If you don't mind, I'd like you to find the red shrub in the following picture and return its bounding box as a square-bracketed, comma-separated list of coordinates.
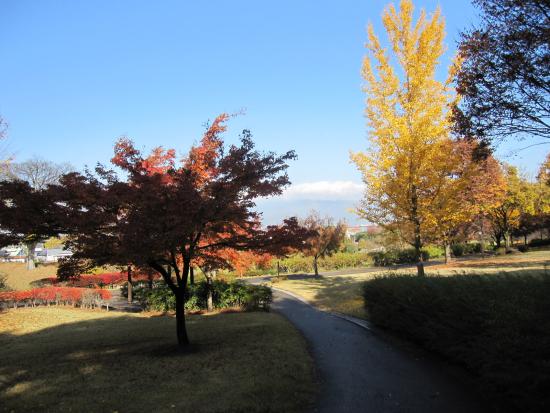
[0, 286, 111, 309]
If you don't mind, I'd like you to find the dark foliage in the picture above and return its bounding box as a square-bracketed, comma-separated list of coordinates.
[456, 0, 550, 143]
[0, 180, 65, 247]
[369, 248, 430, 266]
[529, 238, 550, 247]
[363, 273, 550, 412]
[122, 280, 272, 312]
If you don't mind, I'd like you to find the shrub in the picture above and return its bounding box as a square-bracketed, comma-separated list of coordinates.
[369, 248, 430, 266]
[319, 252, 372, 271]
[529, 238, 550, 248]
[517, 244, 530, 253]
[449, 242, 483, 257]
[344, 244, 358, 253]
[422, 245, 444, 259]
[495, 247, 507, 255]
[363, 273, 550, 412]
[277, 252, 373, 274]
[130, 280, 272, 312]
[278, 255, 312, 273]
[0, 287, 111, 309]
[451, 243, 465, 257]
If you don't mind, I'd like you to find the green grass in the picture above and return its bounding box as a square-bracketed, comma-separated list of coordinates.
[272, 249, 550, 320]
[0, 308, 317, 413]
[363, 272, 550, 412]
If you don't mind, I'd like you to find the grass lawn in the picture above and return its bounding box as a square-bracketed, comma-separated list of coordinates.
[272, 249, 550, 319]
[0, 308, 317, 413]
[0, 262, 59, 291]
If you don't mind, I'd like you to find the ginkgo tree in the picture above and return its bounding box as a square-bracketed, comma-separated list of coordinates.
[351, 0, 468, 276]
[487, 165, 536, 249]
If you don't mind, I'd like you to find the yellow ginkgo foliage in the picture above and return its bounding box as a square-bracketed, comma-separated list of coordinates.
[351, 0, 464, 276]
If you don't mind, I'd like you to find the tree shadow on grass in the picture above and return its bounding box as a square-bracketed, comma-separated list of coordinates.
[0, 310, 316, 413]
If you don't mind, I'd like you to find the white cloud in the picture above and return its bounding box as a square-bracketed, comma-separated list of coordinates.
[281, 180, 363, 201]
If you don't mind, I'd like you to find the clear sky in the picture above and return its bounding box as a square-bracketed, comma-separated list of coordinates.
[1, 0, 547, 224]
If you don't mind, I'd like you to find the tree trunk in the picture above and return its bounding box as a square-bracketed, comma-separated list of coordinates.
[444, 244, 452, 264]
[313, 256, 319, 276]
[494, 232, 502, 248]
[190, 267, 195, 285]
[479, 218, 485, 253]
[524, 234, 528, 245]
[127, 265, 133, 304]
[175, 289, 189, 346]
[504, 231, 511, 250]
[411, 184, 424, 277]
[26, 241, 37, 270]
[206, 273, 213, 312]
[277, 261, 280, 277]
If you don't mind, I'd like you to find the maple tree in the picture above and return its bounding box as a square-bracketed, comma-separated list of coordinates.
[431, 139, 506, 261]
[301, 211, 345, 276]
[351, 0, 464, 276]
[54, 115, 309, 346]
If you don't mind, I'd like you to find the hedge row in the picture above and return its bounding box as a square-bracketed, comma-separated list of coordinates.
[363, 273, 550, 412]
[124, 280, 272, 312]
[278, 252, 373, 273]
[0, 287, 112, 309]
[529, 238, 550, 247]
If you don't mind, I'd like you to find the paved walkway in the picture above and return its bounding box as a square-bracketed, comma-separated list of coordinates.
[271, 288, 485, 412]
[105, 289, 142, 312]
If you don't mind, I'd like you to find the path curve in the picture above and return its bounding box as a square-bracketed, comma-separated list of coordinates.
[270, 288, 485, 413]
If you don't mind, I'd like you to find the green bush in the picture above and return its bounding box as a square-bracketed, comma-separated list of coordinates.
[529, 238, 550, 247]
[279, 255, 312, 273]
[422, 245, 444, 259]
[125, 280, 272, 312]
[319, 252, 372, 271]
[369, 248, 430, 266]
[363, 273, 550, 412]
[450, 242, 483, 257]
[344, 244, 358, 254]
[278, 252, 373, 274]
[451, 243, 465, 257]
[517, 244, 530, 253]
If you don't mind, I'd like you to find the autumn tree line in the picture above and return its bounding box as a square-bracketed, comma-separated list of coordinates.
[0, 0, 548, 344]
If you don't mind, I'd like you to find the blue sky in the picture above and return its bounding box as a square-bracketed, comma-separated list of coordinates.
[1, 0, 547, 224]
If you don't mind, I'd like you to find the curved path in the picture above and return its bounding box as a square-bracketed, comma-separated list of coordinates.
[270, 288, 485, 413]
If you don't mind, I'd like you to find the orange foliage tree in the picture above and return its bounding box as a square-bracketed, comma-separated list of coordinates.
[54, 114, 309, 346]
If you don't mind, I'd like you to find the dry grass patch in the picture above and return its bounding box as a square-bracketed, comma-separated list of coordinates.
[0, 307, 316, 413]
[0, 263, 58, 291]
[274, 275, 369, 319]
